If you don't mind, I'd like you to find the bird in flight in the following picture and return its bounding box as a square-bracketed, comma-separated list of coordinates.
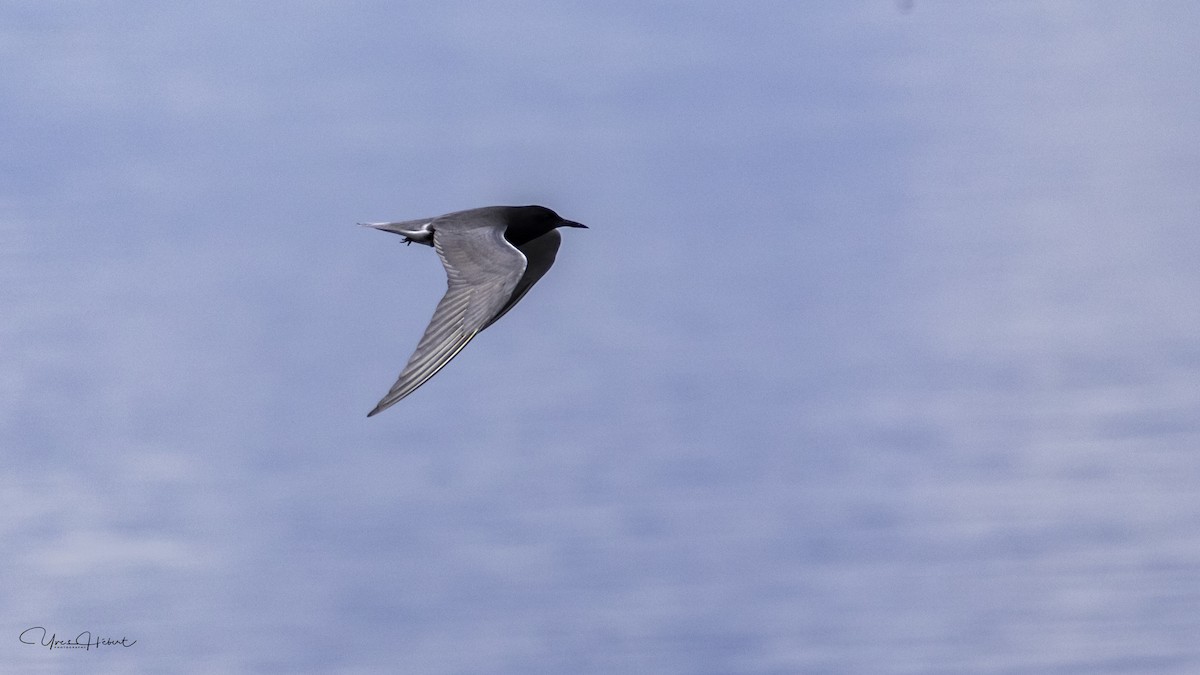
[362, 205, 587, 416]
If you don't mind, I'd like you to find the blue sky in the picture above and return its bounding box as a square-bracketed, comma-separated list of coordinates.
[4, 2, 1200, 673]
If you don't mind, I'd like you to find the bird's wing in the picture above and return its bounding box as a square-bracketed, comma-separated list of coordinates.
[368, 225, 527, 415]
[482, 229, 562, 330]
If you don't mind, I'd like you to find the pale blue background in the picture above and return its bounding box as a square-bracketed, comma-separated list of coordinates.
[4, 2, 1199, 673]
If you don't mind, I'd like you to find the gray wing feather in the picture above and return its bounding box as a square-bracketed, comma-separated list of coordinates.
[367, 225, 527, 415]
[482, 229, 562, 330]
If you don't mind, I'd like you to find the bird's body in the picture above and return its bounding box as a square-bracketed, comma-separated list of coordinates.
[362, 205, 587, 416]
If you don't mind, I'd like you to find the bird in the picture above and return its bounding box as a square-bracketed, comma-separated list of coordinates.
[361, 205, 588, 416]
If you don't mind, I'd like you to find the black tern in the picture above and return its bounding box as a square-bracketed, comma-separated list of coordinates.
[362, 205, 587, 416]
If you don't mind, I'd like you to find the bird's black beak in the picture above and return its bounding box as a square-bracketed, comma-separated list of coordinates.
[562, 220, 588, 229]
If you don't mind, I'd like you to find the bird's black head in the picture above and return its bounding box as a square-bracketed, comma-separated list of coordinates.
[504, 205, 588, 247]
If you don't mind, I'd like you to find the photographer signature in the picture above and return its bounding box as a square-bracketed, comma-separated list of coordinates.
[19, 626, 136, 651]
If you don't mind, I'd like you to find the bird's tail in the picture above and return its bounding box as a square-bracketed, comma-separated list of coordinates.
[360, 218, 436, 245]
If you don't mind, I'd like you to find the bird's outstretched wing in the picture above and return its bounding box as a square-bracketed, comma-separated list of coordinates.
[482, 229, 562, 330]
[368, 224, 527, 415]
